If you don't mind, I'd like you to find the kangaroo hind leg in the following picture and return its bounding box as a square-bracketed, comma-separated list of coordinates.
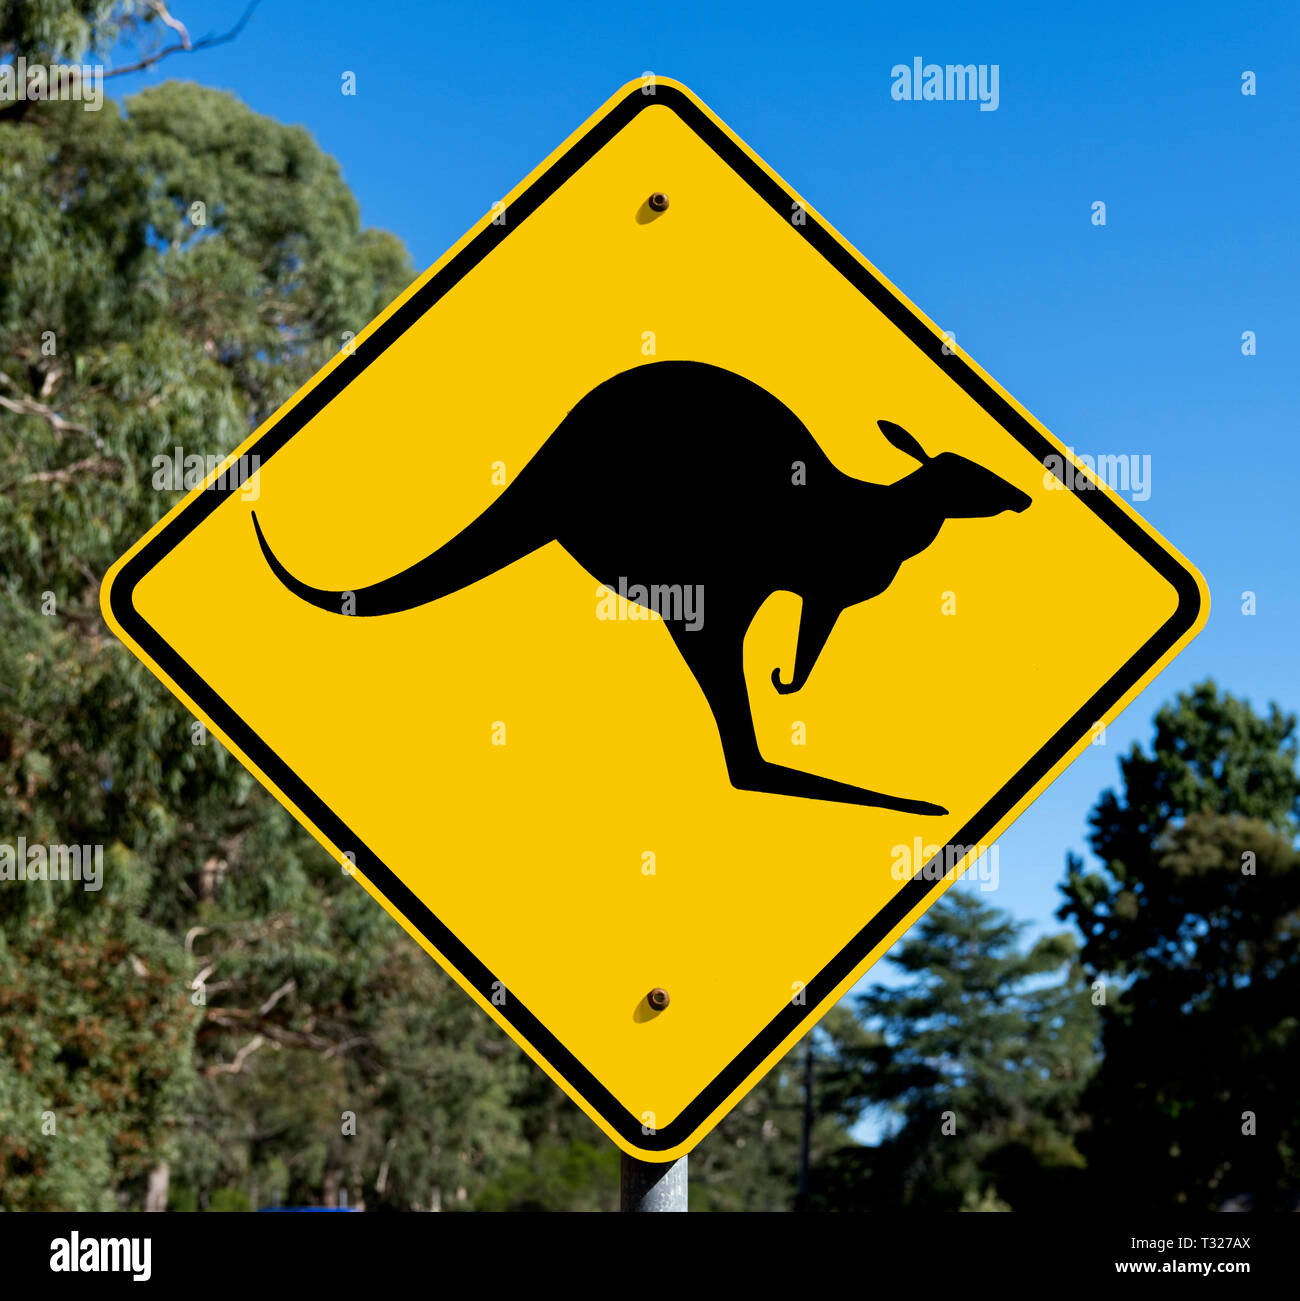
[666, 618, 947, 816]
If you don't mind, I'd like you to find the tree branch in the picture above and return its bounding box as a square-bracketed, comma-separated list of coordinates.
[147, 1, 192, 50]
[258, 979, 296, 1016]
[101, 1, 261, 80]
[18, 456, 121, 486]
[207, 1033, 266, 1076]
[0, 386, 91, 438]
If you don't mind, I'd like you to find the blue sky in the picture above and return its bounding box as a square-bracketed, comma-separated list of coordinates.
[106, 0, 1298, 954]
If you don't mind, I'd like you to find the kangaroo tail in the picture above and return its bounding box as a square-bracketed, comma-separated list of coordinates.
[252, 487, 553, 617]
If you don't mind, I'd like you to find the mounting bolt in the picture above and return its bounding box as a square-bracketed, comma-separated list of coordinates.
[648, 191, 670, 213]
[647, 987, 670, 1011]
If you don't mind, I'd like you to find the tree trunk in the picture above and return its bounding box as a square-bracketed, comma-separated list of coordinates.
[144, 1160, 169, 1212]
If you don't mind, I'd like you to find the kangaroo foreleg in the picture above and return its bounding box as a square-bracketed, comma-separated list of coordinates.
[771, 600, 841, 695]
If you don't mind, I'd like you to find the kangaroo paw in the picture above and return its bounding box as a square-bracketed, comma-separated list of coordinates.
[771, 667, 801, 696]
[727, 760, 947, 815]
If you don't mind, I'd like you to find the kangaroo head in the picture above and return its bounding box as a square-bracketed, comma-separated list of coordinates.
[921, 452, 1032, 518]
[878, 420, 1032, 519]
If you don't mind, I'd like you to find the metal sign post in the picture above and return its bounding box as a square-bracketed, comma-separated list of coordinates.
[621, 1154, 688, 1212]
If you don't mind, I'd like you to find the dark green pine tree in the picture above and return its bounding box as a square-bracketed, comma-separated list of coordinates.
[1059, 681, 1300, 1210]
[830, 889, 1098, 1211]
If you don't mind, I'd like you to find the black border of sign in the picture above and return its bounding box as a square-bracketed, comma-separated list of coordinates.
[108, 83, 1204, 1153]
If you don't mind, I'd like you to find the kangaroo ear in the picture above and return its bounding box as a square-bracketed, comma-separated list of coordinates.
[877, 420, 930, 463]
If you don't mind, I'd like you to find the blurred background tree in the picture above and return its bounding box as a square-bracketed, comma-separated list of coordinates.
[812, 891, 1098, 1212]
[1059, 682, 1300, 1210]
[0, 7, 531, 1210]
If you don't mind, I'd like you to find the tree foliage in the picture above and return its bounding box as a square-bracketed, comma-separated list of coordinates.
[826, 889, 1098, 1211]
[0, 59, 531, 1209]
[1059, 682, 1300, 1210]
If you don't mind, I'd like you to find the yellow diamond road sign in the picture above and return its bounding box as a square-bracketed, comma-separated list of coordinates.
[102, 77, 1208, 1160]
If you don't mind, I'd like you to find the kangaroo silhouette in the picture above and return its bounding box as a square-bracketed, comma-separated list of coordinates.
[252, 361, 1031, 815]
